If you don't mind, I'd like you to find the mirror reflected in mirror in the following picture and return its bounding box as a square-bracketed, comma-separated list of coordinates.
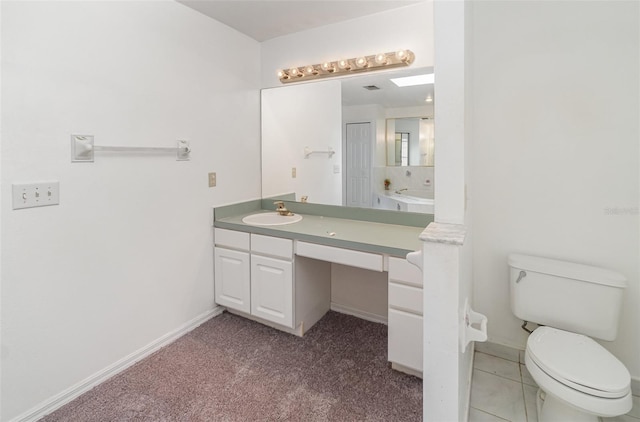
[261, 67, 435, 213]
[386, 117, 434, 167]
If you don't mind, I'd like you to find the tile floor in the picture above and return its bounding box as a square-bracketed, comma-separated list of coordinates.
[469, 342, 640, 422]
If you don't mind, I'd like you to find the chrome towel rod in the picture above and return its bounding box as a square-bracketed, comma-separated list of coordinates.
[304, 146, 335, 159]
[71, 135, 190, 162]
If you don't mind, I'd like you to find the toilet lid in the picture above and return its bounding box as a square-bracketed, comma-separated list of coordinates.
[527, 327, 630, 398]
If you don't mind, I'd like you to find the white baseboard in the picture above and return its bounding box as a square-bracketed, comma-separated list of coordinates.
[461, 343, 475, 422]
[330, 303, 387, 325]
[11, 306, 224, 422]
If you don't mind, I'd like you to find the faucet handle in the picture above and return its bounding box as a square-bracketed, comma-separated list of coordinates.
[273, 200, 285, 210]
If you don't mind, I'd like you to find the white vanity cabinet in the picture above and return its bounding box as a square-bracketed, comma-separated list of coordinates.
[214, 230, 251, 313]
[250, 234, 294, 328]
[388, 256, 423, 377]
[214, 229, 296, 330]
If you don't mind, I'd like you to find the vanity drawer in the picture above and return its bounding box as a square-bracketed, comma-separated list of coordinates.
[295, 241, 383, 272]
[251, 234, 293, 260]
[389, 256, 422, 287]
[215, 228, 250, 250]
[389, 282, 423, 315]
[388, 308, 423, 372]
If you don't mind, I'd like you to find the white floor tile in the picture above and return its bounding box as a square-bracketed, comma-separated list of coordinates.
[469, 407, 511, 422]
[523, 384, 538, 422]
[628, 395, 640, 419]
[471, 369, 527, 422]
[475, 352, 521, 382]
[520, 364, 537, 387]
[475, 343, 520, 363]
[603, 415, 640, 422]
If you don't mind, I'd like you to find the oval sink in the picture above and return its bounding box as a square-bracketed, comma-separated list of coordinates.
[242, 212, 303, 226]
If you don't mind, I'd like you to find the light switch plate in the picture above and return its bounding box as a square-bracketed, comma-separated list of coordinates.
[292, 167, 297, 178]
[208, 172, 216, 187]
[12, 182, 60, 210]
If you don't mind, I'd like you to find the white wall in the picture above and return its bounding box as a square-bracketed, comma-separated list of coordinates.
[470, 0, 639, 380]
[1, 2, 261, 420]
[260, 1, 434, 89]
[331, 264, 388, 323]
[426, 1, 474, 420]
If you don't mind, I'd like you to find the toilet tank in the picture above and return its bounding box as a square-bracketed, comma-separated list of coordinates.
[508, 254, 626, 341]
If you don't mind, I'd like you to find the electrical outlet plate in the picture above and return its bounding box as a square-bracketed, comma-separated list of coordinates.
[291, 167, 297, 178]
[208, 172, 216, 187]
[12, 182, 60, 210]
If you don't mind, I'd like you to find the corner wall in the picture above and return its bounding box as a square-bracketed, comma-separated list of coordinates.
[470, 0, 639, 379]
[1, 2, 261, 420]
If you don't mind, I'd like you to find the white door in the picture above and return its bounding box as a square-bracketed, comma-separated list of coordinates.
[251, 255, 293, 328]
[346, 122, 372, 208]
[214, 248, 251, 313]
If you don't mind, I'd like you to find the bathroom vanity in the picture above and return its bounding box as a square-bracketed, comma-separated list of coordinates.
[213, 199, 433, 376]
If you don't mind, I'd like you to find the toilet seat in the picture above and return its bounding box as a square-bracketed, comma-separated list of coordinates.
[527, 327, 630, 399]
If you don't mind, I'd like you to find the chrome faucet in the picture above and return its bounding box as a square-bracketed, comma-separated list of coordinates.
[395, 188, 408, 194]
[274, 201, 294, 216]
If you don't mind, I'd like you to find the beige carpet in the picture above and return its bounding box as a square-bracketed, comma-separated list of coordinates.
[41, 311, 422, 421]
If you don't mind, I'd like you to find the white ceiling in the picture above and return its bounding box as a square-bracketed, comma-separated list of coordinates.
[341, 66, 434, 109]
[177, 0, 421, 42]
[178, 0, 432, 108]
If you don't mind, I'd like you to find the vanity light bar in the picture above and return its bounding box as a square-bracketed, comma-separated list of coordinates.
[277, 49, 415, 84]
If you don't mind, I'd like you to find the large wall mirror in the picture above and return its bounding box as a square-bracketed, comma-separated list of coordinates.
[261, 67, 435, 213]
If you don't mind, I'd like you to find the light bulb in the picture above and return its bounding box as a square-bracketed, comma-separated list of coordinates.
[395, 50, 407, 61]
[289, 67, 300, 77]
[355, 57, 368, 68]
[321, 62, 335, 72]
[374, 53, 387, 65]
[338, 59, 350, 70]
[277, 69, 286, 79]
[305, 65, 316, 75]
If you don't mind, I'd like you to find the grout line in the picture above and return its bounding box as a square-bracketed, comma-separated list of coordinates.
[520, 365, 530, 422]
[474, 366, 522, 383]
[470, 406, 512, 421]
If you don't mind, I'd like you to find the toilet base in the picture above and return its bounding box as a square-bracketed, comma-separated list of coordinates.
[537, 389, 602, 422]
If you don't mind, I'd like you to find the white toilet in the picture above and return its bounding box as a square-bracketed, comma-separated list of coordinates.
[508, 254, 632, 422]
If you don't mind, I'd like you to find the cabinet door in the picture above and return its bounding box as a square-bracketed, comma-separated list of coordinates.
[251, 255, 293, 328]
[214, 248, 250, 313]
[388, 308, 423, 371]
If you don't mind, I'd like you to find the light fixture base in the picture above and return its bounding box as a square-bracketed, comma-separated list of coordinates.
[278, 50, 415, 84]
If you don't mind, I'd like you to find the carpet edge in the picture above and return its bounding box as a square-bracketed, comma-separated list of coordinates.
[10, 306, 224, 422]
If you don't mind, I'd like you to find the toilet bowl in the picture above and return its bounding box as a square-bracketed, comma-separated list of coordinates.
[525, 327, 632, 421]
[508, 254, 631, 422]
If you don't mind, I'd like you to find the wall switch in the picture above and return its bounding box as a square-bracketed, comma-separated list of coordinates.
[208, 172, 216, 187]
[12, 182, 60, 210]
[333, 164, 341, 174]
[292, 167, 297, 178]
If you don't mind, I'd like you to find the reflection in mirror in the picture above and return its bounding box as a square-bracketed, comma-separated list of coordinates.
[386, 117, 434, 167]
[261, 67, 435, 213]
